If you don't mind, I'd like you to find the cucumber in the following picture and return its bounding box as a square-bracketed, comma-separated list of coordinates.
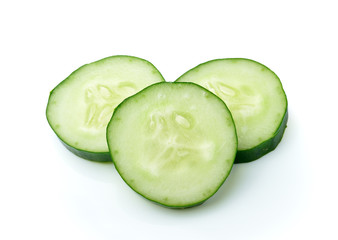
[107, 82, 237, 208]
[176, 58, 288, 163]
[46, 55, 165, 161]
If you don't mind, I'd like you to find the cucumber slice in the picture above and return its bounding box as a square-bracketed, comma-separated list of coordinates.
[176, 58, 288, 163]
[46, 55, 165, 161]
[107, 82, 237, 208]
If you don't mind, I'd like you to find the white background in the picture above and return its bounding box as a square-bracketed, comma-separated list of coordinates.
[1, 0, 337, 239]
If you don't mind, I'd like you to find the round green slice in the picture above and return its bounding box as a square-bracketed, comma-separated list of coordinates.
[107, 82, 237, 208]
[46, 55, 165, 161]
[176, 58, 288, 163]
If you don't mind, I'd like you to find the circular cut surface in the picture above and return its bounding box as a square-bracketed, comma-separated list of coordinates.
[107, 82, 237, 207]
[46, 56, 164, 155]
[176, 59, 287, 151]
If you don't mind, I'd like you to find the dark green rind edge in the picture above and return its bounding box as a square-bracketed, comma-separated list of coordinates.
[107, 82, 238, 208]
[235, 108, 288, 163]
[175, 58, 288, 164]
[46, 55, 165, 162]
[60, 139, 112, 162]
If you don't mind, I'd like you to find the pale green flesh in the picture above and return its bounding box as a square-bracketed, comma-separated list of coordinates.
[176, 59, 287, 151]
[107, 82, 237, 207]
[47, 56, 164, 153]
